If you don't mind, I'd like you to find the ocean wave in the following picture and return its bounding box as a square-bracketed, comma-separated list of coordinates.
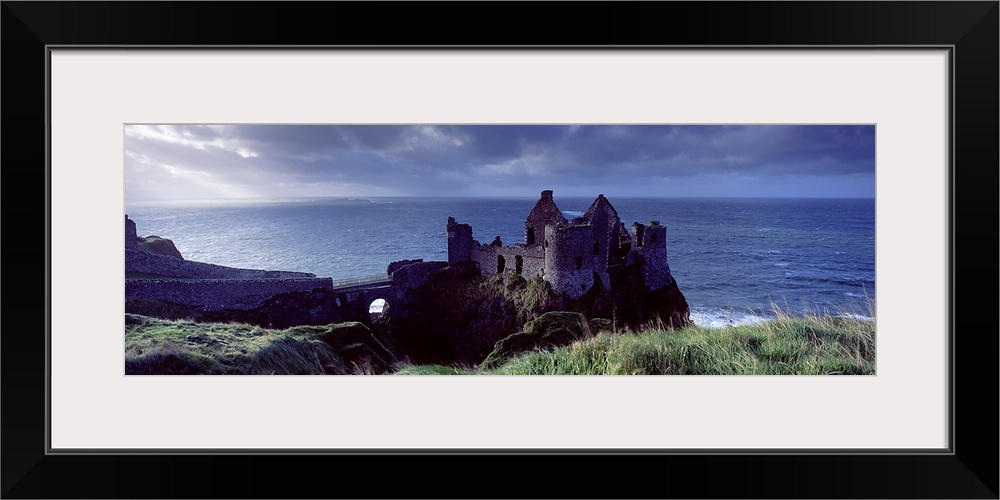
[690, 309, 768, 329]
[838, 312, 874, 322]
[562, 210, 585, 217]
[691, 308, 874, 329]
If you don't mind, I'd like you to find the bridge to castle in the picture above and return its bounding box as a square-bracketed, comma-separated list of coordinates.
[330, 273, 392, 293]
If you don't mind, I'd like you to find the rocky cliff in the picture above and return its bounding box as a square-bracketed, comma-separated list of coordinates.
[382, 260, 690, 365]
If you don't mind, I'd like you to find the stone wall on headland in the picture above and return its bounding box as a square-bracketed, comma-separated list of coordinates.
[125, 277, 334, 311]
[126, 214, 323, 311]
[125, 249, 315, 279]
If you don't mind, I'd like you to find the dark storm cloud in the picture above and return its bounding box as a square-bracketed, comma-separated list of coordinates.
[440, 125, 569, 161]
[125, 124, 875, 200]
[236, 125, 355, 155]
[556, 125, 875, 178]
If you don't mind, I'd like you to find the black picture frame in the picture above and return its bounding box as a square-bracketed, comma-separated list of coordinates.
[3, 2, 997, 498]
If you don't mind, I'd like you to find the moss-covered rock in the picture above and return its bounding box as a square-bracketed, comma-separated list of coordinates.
[292, 322, 396, 373]
[481, 311, 602, 368]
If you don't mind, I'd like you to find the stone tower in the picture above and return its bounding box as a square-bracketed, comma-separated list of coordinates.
[631, 220, 672, 290]
[544, 224, 598, 299]
[446, 217, 473, 266]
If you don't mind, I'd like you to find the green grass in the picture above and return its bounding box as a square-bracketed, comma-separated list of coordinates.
[394, 364, 470, 375]
[125, 314, 390, 375]
[397, 311, 875, 375]
[127, 308, 875, 376]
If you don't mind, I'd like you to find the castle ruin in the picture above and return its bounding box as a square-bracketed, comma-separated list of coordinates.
[447, 190, 673, 299]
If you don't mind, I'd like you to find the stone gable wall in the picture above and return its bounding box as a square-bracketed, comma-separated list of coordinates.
[524, 190, 567, 247]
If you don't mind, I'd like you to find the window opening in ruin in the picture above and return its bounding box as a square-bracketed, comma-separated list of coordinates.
[369, 298, 388, 320]
[593, 240, 599, 255]
[526, 228, 536, 245]
[574, 256, 583, 270]
[497, 255, 506, 274]
[650, 234, 657, 243]
[544, 239, 548, 248]
[515, 255, 523, 275]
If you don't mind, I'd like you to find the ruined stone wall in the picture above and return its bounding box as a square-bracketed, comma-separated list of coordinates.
[126, 250, 315, 279]
[125, 277, 334, 311]
[544, 224, 602, 298]
[501, 246, 545, 281]
[469, 244, 498, 279]
[470, 244, 544, 282]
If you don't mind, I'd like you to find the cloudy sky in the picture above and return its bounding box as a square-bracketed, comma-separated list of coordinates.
[124, 125, 875, 201]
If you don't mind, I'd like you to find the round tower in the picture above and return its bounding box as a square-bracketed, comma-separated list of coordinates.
[544, 224, 597, 299]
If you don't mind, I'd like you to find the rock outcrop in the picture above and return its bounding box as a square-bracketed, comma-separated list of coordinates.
[137, 235, 183, 259]
[481, 311, 601, 368]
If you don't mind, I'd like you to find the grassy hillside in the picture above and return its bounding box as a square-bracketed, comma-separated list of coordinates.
[125, 314, 393, 375]
[397, 312, 875, 375]
[125, 311, 874, 375]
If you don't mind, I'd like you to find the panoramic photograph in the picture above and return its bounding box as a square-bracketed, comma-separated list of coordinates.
[124, 124, 875, 375]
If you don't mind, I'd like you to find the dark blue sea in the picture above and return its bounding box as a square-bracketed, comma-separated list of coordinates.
[124, 197, 875, 327]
